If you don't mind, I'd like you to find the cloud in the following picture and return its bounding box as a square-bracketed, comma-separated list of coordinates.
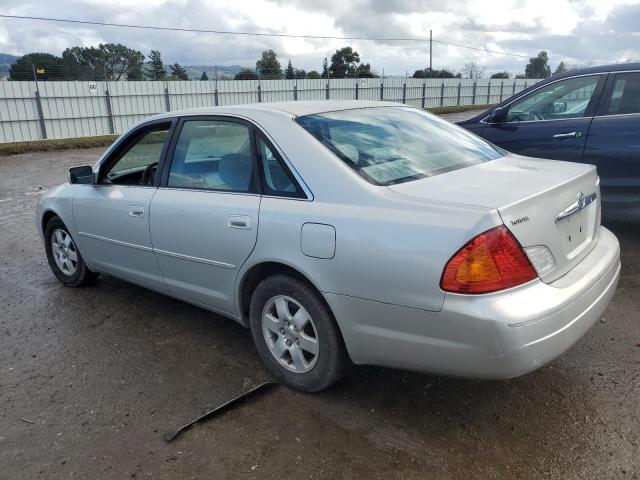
[0, 0, 639, 76]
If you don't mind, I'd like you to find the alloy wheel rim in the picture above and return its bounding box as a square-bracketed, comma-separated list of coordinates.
[261, 295, 319, 373]
[51, 229, 78, 276]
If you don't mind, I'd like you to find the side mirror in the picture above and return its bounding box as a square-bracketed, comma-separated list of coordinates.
[69, 165, 94, 184]
[489, 107, 508, 124]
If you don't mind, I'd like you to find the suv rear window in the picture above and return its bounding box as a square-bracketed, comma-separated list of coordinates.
[296, 106, 504, 185]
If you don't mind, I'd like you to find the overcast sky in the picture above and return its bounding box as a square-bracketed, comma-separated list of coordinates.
[0, 0, 639, 75]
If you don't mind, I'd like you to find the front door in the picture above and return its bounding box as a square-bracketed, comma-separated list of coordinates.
[73, 122, 172, 290]
[482, 74, 606, 163]
[150, 118, 260, 315]
[584, 71, 640, 202]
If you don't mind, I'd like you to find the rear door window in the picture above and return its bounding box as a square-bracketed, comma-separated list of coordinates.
[605, 72, 640, 115]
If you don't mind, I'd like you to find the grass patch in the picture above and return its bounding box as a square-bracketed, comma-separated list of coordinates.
[0, 135, 118, 157]
[427, 104, 494, 115]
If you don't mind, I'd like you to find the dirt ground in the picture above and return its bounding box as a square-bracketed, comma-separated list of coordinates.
[1, 112, 639, 479]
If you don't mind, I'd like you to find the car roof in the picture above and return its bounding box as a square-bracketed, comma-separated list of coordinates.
[147, 100, 407, 121]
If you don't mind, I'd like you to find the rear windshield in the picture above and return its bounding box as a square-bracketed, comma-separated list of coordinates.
[295, 106, 504, 185]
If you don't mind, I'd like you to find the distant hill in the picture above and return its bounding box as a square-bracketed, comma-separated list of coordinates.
[0, 53, 19, 76]
[184, 65, 245, 80]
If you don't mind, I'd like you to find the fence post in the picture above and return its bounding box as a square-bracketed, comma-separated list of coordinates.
[440, 82, 445, 107]
[524, 81, 528, 90]
[294, 84, 298, 101]
[499, 81, 504, 102]
[513, 82, 517, 95]
[472, 82, 477, 105]
[325, 80, 330, 100]
[257, 84, 262, 103]
[34, 90, 47, 140]
[402, 82, 406, 104]
[380, 80, 384, 100]
[164, 84, 171, 111]
[421, 82, 426, 109]
[486, 80, 491, 104]
[104, 88, 115, 134]
[457, 82, 462, 106]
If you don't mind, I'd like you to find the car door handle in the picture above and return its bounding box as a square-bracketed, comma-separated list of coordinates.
[553, 131, 582, 139]
[227, 215, 251, 229]
[129, 205, 145, 218]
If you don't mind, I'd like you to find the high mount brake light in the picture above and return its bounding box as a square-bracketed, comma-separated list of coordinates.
[440, 225, 537, 294]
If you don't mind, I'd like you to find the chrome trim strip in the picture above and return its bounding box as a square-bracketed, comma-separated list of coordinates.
[555, 192, 597, 223]
[594, 112, 640, 119]
[153, 248, 236, 270]
[78, 231, 153, 251]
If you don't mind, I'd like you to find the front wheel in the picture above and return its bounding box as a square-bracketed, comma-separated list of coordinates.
[249, 274, 349, 392]
[44, 217, 97, 286]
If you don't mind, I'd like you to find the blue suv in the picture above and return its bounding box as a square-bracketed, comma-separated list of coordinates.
[458, 63, 640, 209]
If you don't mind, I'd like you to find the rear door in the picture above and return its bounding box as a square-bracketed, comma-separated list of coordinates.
[150, 117, 260, 315]
[584, 71, 640, 201]
[481, 74, 606, 162]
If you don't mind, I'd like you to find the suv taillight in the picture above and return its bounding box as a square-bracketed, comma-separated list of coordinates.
[440, 225, 537, 294]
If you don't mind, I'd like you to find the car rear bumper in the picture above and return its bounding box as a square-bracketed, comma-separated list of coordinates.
[325, 227, 620, 379]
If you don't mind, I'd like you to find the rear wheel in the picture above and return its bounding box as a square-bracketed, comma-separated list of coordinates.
[44, 217, 97, 286]
[249, 274, 349, 392]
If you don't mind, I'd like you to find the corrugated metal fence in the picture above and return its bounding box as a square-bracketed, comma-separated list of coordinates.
[0, 77, 533, 143]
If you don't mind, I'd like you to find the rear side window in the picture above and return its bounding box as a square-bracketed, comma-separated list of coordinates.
[605, 72, 640, 115]
[168, 120, 255, 193]
[296, 107, 503, 185]
[256, 136, 304, 198]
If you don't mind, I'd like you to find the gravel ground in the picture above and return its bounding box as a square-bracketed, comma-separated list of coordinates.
[1, 111, 639, 479]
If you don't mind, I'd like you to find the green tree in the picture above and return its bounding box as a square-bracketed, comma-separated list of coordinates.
[127, 61, 145, 80]
[9, 53, 67, 80]
[330, 46, 360, 78]
[525, 51, 551, 79]
[62, 43, 144, 80]
[355, 63, 377, 78]
[412, 67, 457, 78]
[234, 68, 259, 80]
[146, 50, 166, 80]
[285, 60, 295, 79]
[169, 63, 189, 80]
[256, 50, 282, 79]
[295, 69, 307, 79]
[307, 70, 321, 79]
[200, 71, 209, 80]
[321, 58, 328, 78]
[490, 71, 511, 79]
[554, 61, 568, 75]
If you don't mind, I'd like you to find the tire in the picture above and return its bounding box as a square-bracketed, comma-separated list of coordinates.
[44, 216, 97, 287]
[249, 274, 349, 392]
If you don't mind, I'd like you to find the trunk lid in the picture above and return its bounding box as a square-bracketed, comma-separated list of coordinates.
[388, 155, 601, 283]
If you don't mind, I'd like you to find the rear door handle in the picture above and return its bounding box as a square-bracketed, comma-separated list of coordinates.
[227, 214, 251, 229]
[553, 131, 582, 139]
[129, 205, 145, 217]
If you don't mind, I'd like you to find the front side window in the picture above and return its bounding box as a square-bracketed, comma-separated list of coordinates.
[296, 107, 503, 185]
[605, 72, 640, 115]
[505, 75, 601, 122]
[103, 126, 170, 185]
[168, 120, 255, 192]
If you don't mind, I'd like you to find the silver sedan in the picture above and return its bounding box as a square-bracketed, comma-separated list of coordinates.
[36, 101, 621, 392]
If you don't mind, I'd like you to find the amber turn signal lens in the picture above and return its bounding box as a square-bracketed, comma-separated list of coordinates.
[440, 225, 538, 294]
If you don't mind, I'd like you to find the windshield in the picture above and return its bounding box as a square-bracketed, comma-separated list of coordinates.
[296, 106, 504, 185]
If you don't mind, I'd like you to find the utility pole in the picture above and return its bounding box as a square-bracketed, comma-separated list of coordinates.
[429, 29, 433, 71]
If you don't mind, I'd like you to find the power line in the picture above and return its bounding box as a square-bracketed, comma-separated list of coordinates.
[0, 13, 542, 60]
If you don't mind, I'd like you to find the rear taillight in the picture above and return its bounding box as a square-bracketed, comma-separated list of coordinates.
[440, 225, 537, 294]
